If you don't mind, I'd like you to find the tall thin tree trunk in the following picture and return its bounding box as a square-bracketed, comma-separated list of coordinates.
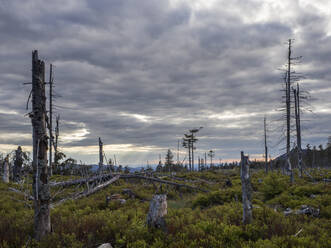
[264, 116, 268, 173]
[31, 50, 50, 240]
[49, 64, 53, 176]
[241, 151, 252, 224]
[293, 84, 303, 177]
[286, 39, 293, 183]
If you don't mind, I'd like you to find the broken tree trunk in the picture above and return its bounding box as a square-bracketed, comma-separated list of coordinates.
[49, 173, 114, 187]
[120, 174, 209, 192]
[240, 151, 252, 224]
[3, 155, 9, 183]
[147, 194, 167, 230]
[30, 50, 50, 240]
[13, 146, 23, 182]
[51, 175, 120, 208]
[99, 137, 103, 169]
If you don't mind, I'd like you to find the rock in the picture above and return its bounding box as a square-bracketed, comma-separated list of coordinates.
[147, 194, 167, 230]
[97, 243, 113, 248]
[122, 188, 136, 198]
[105, 196, 111, 206]
[284, 208, 293, 216]
[118, 199, 126, 204]
[310, 194, 316, 199]
[295, 206, 320, 217]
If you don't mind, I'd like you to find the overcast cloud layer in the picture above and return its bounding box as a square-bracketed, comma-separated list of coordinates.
[0, 0, 331, 166]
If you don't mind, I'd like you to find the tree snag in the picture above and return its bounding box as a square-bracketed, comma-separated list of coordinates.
[241, 151, 252, 224]
[30, 50, 50, 240]
[147, 194, 167, 230]
[13, 146, 23, 182]
[2, 155, 9, 183]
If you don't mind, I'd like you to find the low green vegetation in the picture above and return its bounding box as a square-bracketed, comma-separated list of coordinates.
[0, 169, 330, 247]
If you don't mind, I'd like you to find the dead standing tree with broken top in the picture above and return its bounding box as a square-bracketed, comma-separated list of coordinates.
[241, 151, 252, 224]
[30, 50, 51, 240]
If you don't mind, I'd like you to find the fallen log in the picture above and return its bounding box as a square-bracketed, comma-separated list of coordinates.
[8, 187, 34, 201]
[49, 174, 209, 192]
[50, 175, 120, 208]
[49, 173, 114, 187]
[120, 174, 209, 192]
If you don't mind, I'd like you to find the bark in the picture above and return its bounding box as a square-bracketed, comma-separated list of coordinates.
[99, 137, 103, 168]
[147, 194, 167, 230]
[50, 174, 209, 192]
[51, 175, 119, 208]
[3, 155, 9, 183]
[31, 50, 50, 240]
[120, 174, 209, 192]
[241, 151, 252, 224]
[49, 173, 114, 187]
[13, 146, 23, 181]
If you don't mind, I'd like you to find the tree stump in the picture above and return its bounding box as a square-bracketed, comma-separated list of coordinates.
[147, 194, 167, 230]
[2, 155, 9, 183]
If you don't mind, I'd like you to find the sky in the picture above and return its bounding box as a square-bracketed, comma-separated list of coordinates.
[0, 0, 331, 167]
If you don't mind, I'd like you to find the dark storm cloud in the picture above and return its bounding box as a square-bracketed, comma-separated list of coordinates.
[0, 0, 330, 164]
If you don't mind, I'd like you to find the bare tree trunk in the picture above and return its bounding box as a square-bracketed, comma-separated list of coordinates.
[49, 64, 53, 177]
[264, 116, 268, 174]
[241, 151, 252, 224]
[293, 85, 303, 177]
[99, 137, 104, 170]
[147, 194, 167, 230]
[3, 155, 9, 183]
[30, 50, 50, 240]
[13, 146, 23, 181]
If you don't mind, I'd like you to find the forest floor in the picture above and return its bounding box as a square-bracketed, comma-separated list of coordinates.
[0, 168, 330, 248]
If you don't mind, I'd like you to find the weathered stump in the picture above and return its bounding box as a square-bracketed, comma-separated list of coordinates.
[3, 155, 9, 183]
[147, 194, 167, 230]
[241, 151, 252, 224]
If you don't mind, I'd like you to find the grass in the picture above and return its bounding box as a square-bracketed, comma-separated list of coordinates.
[0, 168, 330, 247]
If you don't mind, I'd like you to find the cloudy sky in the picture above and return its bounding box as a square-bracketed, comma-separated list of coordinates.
[0, 0, 331, 166]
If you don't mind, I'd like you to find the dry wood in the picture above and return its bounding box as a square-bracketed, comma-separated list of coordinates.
[120, 174, 209, 192]
[8, 187, 34, 201]
[147, 194, 167, 230]
[49, 173, 114, 187]
[50, 173, 209, 192]
[241, 151, 252, 224]
[50, 175, 120, 208]
[30, 50, 50, 239]
[2, 155, 9, 183]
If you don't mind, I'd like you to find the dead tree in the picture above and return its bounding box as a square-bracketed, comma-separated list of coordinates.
[30, 50, 50, 240]
[13, 146, 23, 181]
[53, 114, 60, 166]
[208, 150, 215, 167]
[183, 127, 202, 171]
[147, 194, 167, 230]
[264, 116, 268, 173]
[48, 64, 53, 176]
[279, 39, 302, 183]
[241, 151, 252, 224]
[99, 137, 103, 169]
[293, 84, 303, 177]
[2, 155, 9, 183]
